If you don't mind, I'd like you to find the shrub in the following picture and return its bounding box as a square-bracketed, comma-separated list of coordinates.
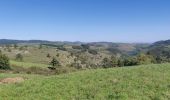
[15, 53, 23, 61]
[136, 53, 153, 65]
[14, 44, 18, 49]
[124, 57, 138, 66]
[39, 44, 43, 49]
[19, 46, 24, 50]
[0, 53, 10, 70]
[101, 57, 113, 68]
[56, 53, 60, 57]
[110, 55, 118, 67]
[70, 62, 83, 69]
[8, 48, 12, 52]
[81, 44, 90, 51]
[88, 49, 98, 55]
[57, 46, 67, 51]
[118, 59, 124, 67]
[49, 57, 61, 70]
[72, 45, 82, 50]
[47, 53, 51, 58]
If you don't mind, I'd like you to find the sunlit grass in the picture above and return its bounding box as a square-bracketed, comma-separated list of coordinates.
[0, 63, 170, 99]
[10, 60, 48, 68]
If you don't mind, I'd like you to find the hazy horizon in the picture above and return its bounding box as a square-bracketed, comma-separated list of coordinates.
[0, 0, 170, 42]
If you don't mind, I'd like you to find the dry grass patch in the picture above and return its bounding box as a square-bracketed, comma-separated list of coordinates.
[0, 77, 24, 84]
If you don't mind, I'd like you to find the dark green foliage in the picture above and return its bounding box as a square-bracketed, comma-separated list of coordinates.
[101, 57, 113, 68]
[110, 55, 118, 67]
[88, 49, 98, 55]
[101, 55, 121, 68]
[56, 53, 60, 57]
[136, 53, 153, 65]
[14, 44, 18, 49]
[15, 53, 23, 61]
[57, 46, 67, 51]
[124, 57, 138, 66]
[155, 56, 168, 63]
[81, 44, 90, 51]
[70, 52, 74, 57]
[8, 48, 11, 52]
[39, 44, 43, 49]
[118, 59, 124, 67]
[47, 53, 51, 58]
[72, 45, 82, 50]
[49, 57, 61, 69]
[0, 53, 10, 70]
[19, 46, 24, 51]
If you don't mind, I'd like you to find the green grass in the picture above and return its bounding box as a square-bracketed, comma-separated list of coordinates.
[10, 60, 48, 68]
[1, 63, 170, 100]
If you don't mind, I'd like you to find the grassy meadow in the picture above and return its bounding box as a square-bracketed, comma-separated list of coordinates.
[10, 60, 48, 68]
[0, 63, 170, 100]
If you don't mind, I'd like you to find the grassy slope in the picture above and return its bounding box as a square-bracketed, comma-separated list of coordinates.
[0, 63, 170, 100]
[10, 60, 48, 68]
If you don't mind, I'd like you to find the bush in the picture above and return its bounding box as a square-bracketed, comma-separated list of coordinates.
[118, 59, 124, 67]
[47, 53, 51, 58]
[72, 45, 82, 50]
[49, 57, 61, 70]
[101, 57, 113, 68]
[15, 53, 23, 61]
[136, 53, 154, 65]
[57, 46, 67, 51]
[124, 57, 138, 66]
[110, 55, 118, 67]
[88, 49, 98, 55]
[81, 44, 90, 51]
[14, 44, 18, 49]
[0, 53, 10, 70]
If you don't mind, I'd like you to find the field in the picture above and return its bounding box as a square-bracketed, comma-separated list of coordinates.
[10, 60, 48, 68]
[0, 63, 170, 100]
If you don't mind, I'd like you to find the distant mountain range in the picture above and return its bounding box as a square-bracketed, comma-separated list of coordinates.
[0, 39, 83, 45]
[0, 39, 153, 45]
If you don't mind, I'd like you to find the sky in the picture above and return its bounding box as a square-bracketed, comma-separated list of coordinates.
[0, 0, 170, 43]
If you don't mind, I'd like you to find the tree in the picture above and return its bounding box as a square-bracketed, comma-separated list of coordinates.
[72, 45, 82, 50]
[136, 53, 153, 65]
[70, 58, 83, 69]
[14, 44, 18, 49]
[124, 57, 138, 66]
[49, 57, 61, 70]
[101, 57, 112, 68]
[118, 59, 124, 67]
[110, 55, 118, 67]
[0, 53, 10, 70]
[56, 53, 60, 57]
[81, 44, 90, 51]
[39, 44, 42, 49]
[88, 49, 98, 55]
[19, 46, 24, 51]
[15, 53, 23, 61]
[8, 48, 11, 52]
[47, 53, 51, 58]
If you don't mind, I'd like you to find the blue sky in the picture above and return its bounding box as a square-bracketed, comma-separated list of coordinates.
[0, 0, 170, 43]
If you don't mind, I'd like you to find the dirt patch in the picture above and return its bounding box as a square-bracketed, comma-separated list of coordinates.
[0, 77, 24, 84]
